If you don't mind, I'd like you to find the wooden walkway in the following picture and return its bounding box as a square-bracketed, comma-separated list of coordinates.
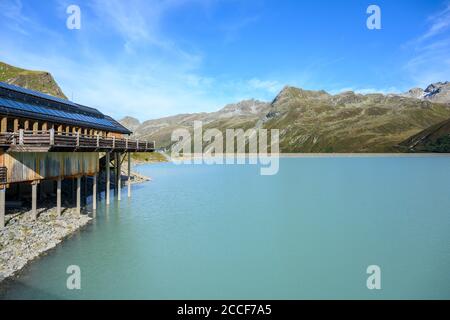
[0, 129, 154, 152]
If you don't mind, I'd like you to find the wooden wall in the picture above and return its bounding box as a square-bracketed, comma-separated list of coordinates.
[0, 152, 99, 184]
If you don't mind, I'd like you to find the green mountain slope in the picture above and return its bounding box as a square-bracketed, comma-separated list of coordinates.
[122, 84, 450, 153]
[264, 87, 450, 152]
[399, 118, 450, 153]
[122, 99, 271, 149]
[0, 61, 67, 99]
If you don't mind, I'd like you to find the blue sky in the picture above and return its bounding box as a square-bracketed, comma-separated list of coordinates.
[0, 0, 449, 120]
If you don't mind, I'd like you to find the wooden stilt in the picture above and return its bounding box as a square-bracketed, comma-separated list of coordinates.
[57, 177, 62, 216]
[76, 176, 81, 215]
[31, 182, 37, 220]
[83, 175, 87, 206]
[106, 152, 110, 205]
[0, 188, 5, 229]
[114, 153, 118, 196]
[128, 152, 131, 198]
[117, 153, 121, 201]
[92, 174, 97, 211]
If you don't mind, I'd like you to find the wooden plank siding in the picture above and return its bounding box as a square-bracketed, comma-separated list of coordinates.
[0, 152, 99, 184]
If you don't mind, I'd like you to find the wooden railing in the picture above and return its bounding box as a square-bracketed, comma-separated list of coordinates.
[1, 129, 155, 152]
[0, 166, 7, 185]
[0, 133, 14, 146]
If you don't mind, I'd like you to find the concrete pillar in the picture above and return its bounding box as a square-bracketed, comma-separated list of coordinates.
[92, 174, 97, 211]
[76, 176, 81, 215]
[31, 182, 37, 220]
[117, 153, 121, 201]
[106, 152, 110, 205]
[0, 188, 5, 229]
[56, 178, 62, 216]
[128, 152, 131, 198]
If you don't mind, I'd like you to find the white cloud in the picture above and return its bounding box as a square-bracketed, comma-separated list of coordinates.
[0, 0, 230, 120]
[404, 4, 450, 87]
[247, 78, 282, 94]
[0, 0, 29, 34]
[418, 4, 450, 42]
[329, 87, 400, 95]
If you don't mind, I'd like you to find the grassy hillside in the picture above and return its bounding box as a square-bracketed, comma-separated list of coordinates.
[264, 87, 450, 153]
[0, 61, 67, 99]
[131, 152, 168, 163]
[399, 117, 450, 153]
[122, 86, 450, 153]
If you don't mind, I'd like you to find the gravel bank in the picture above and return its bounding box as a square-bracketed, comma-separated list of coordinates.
[0, 207, 91, 282]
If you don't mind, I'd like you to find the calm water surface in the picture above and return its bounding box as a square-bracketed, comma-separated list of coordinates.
[1, 157, 450, 299]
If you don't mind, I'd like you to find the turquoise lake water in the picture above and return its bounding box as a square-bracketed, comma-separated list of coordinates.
[1, 157, 450, 299]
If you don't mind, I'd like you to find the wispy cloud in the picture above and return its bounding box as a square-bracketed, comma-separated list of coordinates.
[329, 86, 400, 95]
[404, 3, 450, 87]
[0, 0, 38, 36]
[0, 0, 226, 119]
[220, 15, 260, 44]
[417, 4, 450, 42]
[247, 78, 282, 94]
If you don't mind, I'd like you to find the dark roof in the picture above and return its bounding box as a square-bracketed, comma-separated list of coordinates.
[0, 81, 131, 134]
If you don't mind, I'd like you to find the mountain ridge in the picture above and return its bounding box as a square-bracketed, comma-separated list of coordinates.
[121, 82, 450, 153]
[1, 61, 449, 153]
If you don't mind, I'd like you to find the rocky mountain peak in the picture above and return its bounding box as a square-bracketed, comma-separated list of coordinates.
[119, 116, 141, 132]
[272, 86, 330, 106]
[403, 81, 450, 104]
[218, 99, 270, 117]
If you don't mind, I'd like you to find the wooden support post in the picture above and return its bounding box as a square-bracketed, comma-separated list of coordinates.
[128, 152, 131, 198]
[13, 118, 19, 132]
[31, 182, 37, 220]
[42, 122, 48, 132]
[117, 153, 121, 201]
[0, 188, 5, 229]
[114, 153, 118, 195]
[76, 176, 81, 215]
[24, 120, 30, 131]
[92, 174, 97, 211]
[50, 128, 55, 145]
[19, 129, 24, 145]
[57, 124, 63, 133]
[57, 177, 62, 216]
[1, 117, 7, 133]
[33, 122, 39, 133]
[106, 152, 110, 205]
[83, 175, 87, 206]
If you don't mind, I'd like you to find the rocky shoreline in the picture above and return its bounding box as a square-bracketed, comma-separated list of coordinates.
[0, 165, 153, 284]
[0, 206, 91, 283]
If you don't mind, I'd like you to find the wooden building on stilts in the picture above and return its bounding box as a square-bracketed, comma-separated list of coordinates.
[0, 81, 155, 228]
